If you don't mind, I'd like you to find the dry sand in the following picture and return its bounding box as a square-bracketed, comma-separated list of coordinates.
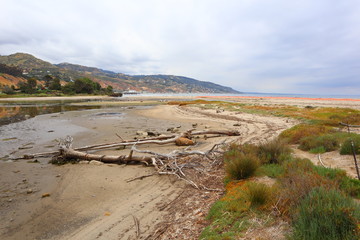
[0, 96, 359, 240]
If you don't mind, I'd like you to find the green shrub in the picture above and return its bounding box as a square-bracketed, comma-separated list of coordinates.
[312, 165, 360, 199]
[256, 163, 284, 178]
[225, 153, 260, 180]
[299, 134, 339, 152]
[258, 138, 292, 164]
[340, 134, 360, 155]
[279, 124, 333, 144]
[309, 146, 326, 153]
[291, 187, 360, 240]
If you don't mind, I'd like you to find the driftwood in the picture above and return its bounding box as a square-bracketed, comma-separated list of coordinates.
[17, 129, 239, 189]
[20, 129, 240, 159]
[60, 147, 153, 164]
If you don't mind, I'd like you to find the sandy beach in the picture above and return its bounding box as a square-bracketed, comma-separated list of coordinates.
[1, 96, 360, 239]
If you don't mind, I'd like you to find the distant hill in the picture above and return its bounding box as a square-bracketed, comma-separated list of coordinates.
[0, 53, 240, 93]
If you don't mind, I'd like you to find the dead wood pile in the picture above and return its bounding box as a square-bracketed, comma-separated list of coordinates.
[19, 129, 240, 189]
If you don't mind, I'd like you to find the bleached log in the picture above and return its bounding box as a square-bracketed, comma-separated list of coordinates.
[60, 148, 153, 164]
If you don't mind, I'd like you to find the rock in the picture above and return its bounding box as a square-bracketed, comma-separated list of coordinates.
[56, 174, 61, 177]
[8, 199, 13, 202]
[146, 130, 159, 137]
[204, 125, 210, 129]
[89, 160, 104, 166]
[41, 193, 50, 198]
[171, 128, 179, 133]
[166, 127, 174, 132]
[175, 137, 195, 146]
[26, 189, 33, 194]
[192, 123, 198, 128]
[136, 131, 148, 137]
[78, 160, 89, 164]
[233, 123, 241, 126]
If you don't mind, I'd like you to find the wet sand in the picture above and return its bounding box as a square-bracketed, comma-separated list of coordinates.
[1, 96, 359, 239]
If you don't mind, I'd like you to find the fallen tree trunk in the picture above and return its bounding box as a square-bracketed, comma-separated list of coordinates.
[60, 148, 154, 164]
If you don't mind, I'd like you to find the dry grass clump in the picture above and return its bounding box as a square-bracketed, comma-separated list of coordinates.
[246, 182, 274, 209]
[224, 151, 260, 180]
[258, 138, 292, 164]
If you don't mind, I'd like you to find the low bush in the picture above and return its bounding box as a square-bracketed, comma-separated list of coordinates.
[256, 163, 284, 178]
[340, 134, 360, 155]
[291, 187, 360, 240]
[313, 165, 360, 198]
[299, 134, 339, 152]
[309, 146, 326, 153]
[257, 138, 292, 164]
[277, 158, 337, 218]
[279, 124, 333, 144]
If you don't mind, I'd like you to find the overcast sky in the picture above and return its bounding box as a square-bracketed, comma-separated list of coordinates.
[1, 0, 360, 95]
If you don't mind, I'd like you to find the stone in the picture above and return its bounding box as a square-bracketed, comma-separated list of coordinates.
[78, 161, 89, 164]
[41, 193, 50, 198]
[136, 131, 148, 137]
[171, 128, 179, 133]
[166, 127, 174, 132]
[89, 160, 104, 166]
[146, 130, 159, 137]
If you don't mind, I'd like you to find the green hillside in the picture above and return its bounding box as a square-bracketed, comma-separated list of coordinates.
[0, 53, 240, 93]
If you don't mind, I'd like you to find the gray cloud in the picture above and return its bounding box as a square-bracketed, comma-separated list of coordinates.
[1, 0, 360, 95]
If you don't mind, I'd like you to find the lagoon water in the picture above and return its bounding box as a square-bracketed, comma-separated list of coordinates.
[1, 91, 360, 127]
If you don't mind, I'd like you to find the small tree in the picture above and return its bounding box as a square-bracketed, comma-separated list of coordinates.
[49, 77, 61, 90]
[2, 85, 15, 94]
[74, 77, 97, 94]
[62, 82, 75, 94]
[19, 78, 38, 94]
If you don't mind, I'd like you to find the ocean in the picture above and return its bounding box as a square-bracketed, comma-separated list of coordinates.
[132, 92, 360, 99]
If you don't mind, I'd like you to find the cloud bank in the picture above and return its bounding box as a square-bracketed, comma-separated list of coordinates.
[1, 0, 360, 94]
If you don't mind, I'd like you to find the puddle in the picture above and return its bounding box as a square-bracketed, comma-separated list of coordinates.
[93, 112, 123, 118]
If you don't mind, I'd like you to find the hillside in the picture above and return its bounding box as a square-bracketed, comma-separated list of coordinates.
[0, 53, 240, 93]
[0, 73, 26, 87]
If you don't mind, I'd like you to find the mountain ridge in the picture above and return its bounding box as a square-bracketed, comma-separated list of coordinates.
[0, 53, 240, 93]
